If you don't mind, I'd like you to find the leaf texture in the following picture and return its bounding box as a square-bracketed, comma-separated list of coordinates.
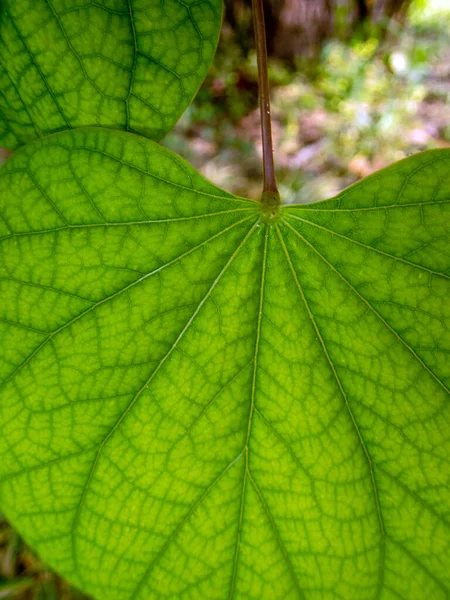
[0, 0, 221, 149]
[0, 129, 449, 600]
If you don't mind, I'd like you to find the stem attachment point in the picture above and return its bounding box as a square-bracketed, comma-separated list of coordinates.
[261, 190, 280, 224]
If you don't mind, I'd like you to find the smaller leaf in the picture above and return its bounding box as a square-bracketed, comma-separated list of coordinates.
[0, 0, 222, 149]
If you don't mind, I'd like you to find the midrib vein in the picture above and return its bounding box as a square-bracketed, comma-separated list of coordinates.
[228, 225, 268, 599]
[229, 225, 305, 600]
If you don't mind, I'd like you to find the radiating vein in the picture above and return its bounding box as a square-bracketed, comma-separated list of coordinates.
[254, 407, 312, 482]
[285, 199, 450, 211]
[69, 146, 258, 204]
[388, 537, 449, 594]
[130, 451, 245, 600]
[1, 444, 101, 483]
[282, 219, 450, 398]
[0, 316, 49, 334]
[286, 212, 450, 280]
[165, 359, 253, 463]
[0, 208, 256, 244]
[377, 466, 450, 530]
[0, 275, 95, 303]
[71, 220, 259, 580]
[277, 223, 386, 599]
[248, 471, 305, 600]
[0, 215, 255, 392]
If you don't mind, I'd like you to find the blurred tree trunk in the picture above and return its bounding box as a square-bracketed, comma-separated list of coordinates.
[357, 0, 369, 20]
[271, 0, 334, 60]
[371, 0, 410, 19]
[225, 0, 411, 60]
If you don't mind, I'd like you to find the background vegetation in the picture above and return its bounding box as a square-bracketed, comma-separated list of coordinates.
[163, 0, 450, 202]
[1, 0, 449, 597]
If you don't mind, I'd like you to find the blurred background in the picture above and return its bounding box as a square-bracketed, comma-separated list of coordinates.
[1, 0, 449, 597]
[163, 0, 450, 203]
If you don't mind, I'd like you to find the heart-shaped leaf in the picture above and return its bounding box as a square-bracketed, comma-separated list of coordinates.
[0, 0, 222, 150]
[0, 129, 449, 599]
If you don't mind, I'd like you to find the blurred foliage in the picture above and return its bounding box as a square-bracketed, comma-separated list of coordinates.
[1, 0, 450, 597]
[164, 0, 450, 202]
[0, 517, 89, 599]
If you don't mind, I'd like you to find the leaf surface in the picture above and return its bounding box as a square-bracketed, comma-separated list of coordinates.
[0, 129, 449, 600]
[0, 0, 221, 149]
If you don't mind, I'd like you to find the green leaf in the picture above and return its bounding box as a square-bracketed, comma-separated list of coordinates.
[0, 128, 449, 599]
[0, 0, 222, 150]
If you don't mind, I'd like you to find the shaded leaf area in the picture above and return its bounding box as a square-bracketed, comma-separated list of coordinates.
[0, 129, 449, 599]
[0, 0, 222, 150]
